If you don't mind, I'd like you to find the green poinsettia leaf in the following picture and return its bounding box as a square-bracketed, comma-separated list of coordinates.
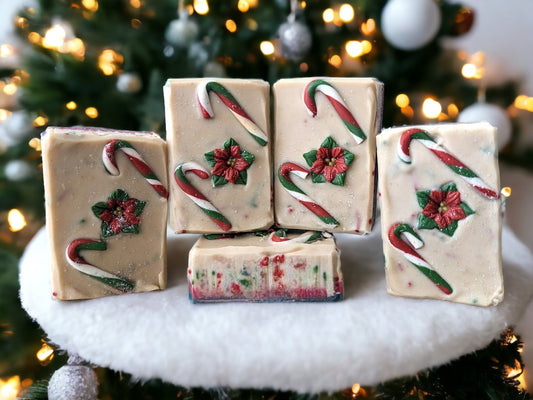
[461, 201, 475, 216]
[303, 149, 318, 167]
[440, 182, 457, 192]
[212, 174, 228, 187]
[343, 148, 355, 166]
[320, 136, 337, 149]
[331, 172, 346, 186]
[110, 189, 129, 202]
[274, 228, 288, 238]
[121, 224, 140, 235]
[91, 201, 108, 218]
[311, 172, 327, 184]
[240, 150, 255, 165]
[204, 150, 216, 167]
[440, 220, 458, 237]
[101, 223, 115, 239]
[224, 137, 238, 149]
[418, 213, 438, 230]
[235, 169, 248, 185]
[134, 200, 146, 216]
[416, 190, 431, 209]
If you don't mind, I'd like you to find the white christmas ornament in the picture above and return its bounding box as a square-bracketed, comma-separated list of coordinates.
[278, 20, 312, 61]
[5, 160, 34, 181]
[381, 0, 441, 51]
[48, 364, 98, 400]
[116, 72, 143, 93]
[165, 10, 199, 48]
[0, 111, 34, 147]
[457, 102, 512, 150]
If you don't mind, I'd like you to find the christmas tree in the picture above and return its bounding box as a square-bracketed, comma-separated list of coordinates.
[0, 0, 531, 398]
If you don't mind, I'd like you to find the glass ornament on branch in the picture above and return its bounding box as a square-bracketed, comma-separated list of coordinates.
[277, 0, 312, 62]
[165, 0, 199, 48]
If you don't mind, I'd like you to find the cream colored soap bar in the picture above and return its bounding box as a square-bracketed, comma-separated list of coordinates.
[377, 122, 503, 306]
[273, 77, 383, 234]
[164, 78, 273, 234]
[42, 127, 169, 300]
[188, 230, 343, 302]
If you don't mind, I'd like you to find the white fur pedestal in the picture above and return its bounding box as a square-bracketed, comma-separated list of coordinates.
[19, 223, 533, 393]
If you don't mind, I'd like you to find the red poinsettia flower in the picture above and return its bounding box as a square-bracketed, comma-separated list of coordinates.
[310, 146, 348, 182]
[99, 198, 140, 234]
[211, 145, 250, 184]
[421, 190, 467, 229]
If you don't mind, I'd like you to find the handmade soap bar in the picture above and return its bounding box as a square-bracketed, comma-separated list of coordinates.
[273, 77, 383, 234]
[188, 230, 343, 302]
[377, 122, 503, 306]
[164, 78, 273, 233]
[42, 127, 169, 300]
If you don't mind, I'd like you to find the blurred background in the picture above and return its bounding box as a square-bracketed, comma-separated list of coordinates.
[0, 0, 532, 399]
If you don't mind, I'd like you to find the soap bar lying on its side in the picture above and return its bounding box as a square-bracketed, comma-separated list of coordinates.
[41, 126, 169, 300]
[273, 77, 383, 234]
[377, 122, 503, 306]
[164, 78, 273, 234]
[188, 230, 343, 302]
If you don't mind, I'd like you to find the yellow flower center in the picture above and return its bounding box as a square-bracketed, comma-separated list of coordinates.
[226, 157, 236, 167]
[114, 206, 123, 216]
[324, 157, 336, 167]
[438, 201, 448, 213]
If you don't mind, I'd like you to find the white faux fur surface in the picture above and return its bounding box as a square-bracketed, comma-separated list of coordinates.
[19, 223, 533, 393]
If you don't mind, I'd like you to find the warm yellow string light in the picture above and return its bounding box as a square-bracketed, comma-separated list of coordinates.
[260, 41, 275, 56]
[0, 376, 22, 400]
[7, 209, 27, 232]
[36, 341, 55, 365]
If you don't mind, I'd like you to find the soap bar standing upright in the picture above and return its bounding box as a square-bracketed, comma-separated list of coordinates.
[42, 127, 169, 300]
[377, 122, 503, 306]
[164, 78, 273, 233]
[188, 230, 343, 302]
[273, 77, 383, 234]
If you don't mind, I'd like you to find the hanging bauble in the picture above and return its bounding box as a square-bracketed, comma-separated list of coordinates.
[47, 364, 98, 400]
[116, 72, 143, 93]
[451, 7, 475, 36]
[278, 19, 312, 61]
[381, 0, 442, 51]
[165, 10, 199, 48]
[188, 42, 209, 68]
[0, 110, 34, 147]
[4, 159, 34, 181]
[457, 102, 512, 150]
[203, 61, 226, 77]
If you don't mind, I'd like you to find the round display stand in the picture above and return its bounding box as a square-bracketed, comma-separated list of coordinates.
[20, 223, 533, 393]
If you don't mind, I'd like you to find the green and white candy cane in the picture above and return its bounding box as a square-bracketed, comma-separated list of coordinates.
[196, 80, 268, 146]
[66, 238, 135, 293]
[387, 223, 453, 295]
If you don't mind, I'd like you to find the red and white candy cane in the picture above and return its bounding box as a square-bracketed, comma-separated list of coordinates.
[278, 162, 339, 227]
[196, 80, 268, 146]
[174, 162, 232, 232]
[397, 128, 499, 200]
[66, 238, 135, 293]
[303, 79, 366, 144]
[103, 139, 169, 199]
[387, 223, 453, 295]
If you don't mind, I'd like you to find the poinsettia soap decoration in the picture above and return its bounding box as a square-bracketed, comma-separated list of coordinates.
[377, 122, 503, 306]
[204, 138, 255, 186]
[41, 127, 169, 300]
[165, 78, 273, 233]
[417, 182, 474, 236]
[274, 77, 384, 233]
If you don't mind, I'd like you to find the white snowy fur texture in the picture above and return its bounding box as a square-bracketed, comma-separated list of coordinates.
[20, 224, 533, 394]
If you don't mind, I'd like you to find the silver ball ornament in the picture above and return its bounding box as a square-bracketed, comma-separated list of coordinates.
[457, 102, 512, 150]
[165, 13, 199, 48]
[278, 20, 312, 61]
[47, 365, 98, 400]
[381, 0, 441, 50]
[5, 160, 34, 181]
[116, 72, 143, 93]
[0, 111, 34, 147]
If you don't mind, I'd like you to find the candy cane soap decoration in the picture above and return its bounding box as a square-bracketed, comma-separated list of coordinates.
[273, 78, 384, 234]
[174, 162, 232, 232]
[41, 127, 169, 300]
[377, 122, 504, 306]
[164, 79, 274, 233]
